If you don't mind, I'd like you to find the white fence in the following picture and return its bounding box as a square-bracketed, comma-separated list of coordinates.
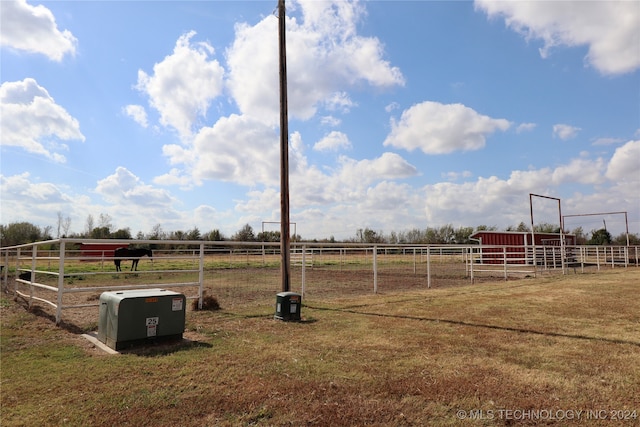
[1, 238, 638, 325]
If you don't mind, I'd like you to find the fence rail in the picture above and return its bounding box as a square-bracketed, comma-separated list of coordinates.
[1, 238, 638, 325]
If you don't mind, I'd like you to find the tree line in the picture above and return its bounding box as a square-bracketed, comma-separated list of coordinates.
[1, 214, 637, 247]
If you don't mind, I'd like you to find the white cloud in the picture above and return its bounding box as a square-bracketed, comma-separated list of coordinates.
[592, 137, 624, 146]
[110, 142, 638, 238]
[135, 31, 225, 138]
[337, 152, 418, 183]
[383, 101, 511, 154]
[0, 78, 85, 162]
[516, 122, 536, 133]
[313, 131, 352, 152]
[420, 147, 638, 234]
[234, 151, 420, 235]
[423, 169, 562, 228]
[123, 105, 148, 128]
[324, 92, 356, 113]
[153, 168, 193, 188]
[0, 0, 77, 61]
[605, 140, 640, 184]
[442, 171, 473, 181]
[551, 156, 605, 185]
[0, 172, 70, 205]
[320, 116, 341, 127]
[289, 152, 418, 207]
[475, 0, 640, 75]
[553, 123, 581, 140]
[0, 170, 220, 236]
[141, 0, 407, 192]
[235, 188, 280, 214]
[225, 0, 404, 125]
[385, 102, 400, 113]
[0, 172, 95, 234]
[189, 114, 280, 187]
[95, 167, 175, 207]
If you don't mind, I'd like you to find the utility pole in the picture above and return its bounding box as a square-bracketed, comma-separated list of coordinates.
[278, 0, 291, 292]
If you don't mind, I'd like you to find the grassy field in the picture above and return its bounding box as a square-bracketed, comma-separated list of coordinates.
[1, 268, 639, 426]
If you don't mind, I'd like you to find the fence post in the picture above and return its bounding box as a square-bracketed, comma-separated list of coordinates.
[427, 246, 431, 289]
[503, 247, 508, 280]
[610, 246, 614, 268]
[15, 248, 21, 296]
[198, 243, 204, 310]
[2, 249, 8, 284]
[29, 245, 37, 309]
[469, 246, 474, 285]
[56, 240, 65, 325]
[373, 245, 378, 294]
[301, 244, 306, 297]
[413, 248, 417, 275]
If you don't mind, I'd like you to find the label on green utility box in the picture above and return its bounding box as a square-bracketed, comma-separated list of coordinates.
[146, 317, 159, 337]
[172, 297, 183, 311]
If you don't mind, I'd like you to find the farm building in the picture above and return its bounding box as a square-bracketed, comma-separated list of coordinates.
[469, 231, 576, 265]
[79, 243, 129, 260]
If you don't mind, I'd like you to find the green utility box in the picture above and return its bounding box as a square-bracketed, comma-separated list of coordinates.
[274, 291, 301, 321]
[98, 289, 186, 350]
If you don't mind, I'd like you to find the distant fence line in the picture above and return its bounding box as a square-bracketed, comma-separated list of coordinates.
[1, 238, 638, 325]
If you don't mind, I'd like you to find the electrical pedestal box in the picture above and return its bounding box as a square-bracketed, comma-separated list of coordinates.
[274, 291, 302, 321]
[98, 289, 186, 350]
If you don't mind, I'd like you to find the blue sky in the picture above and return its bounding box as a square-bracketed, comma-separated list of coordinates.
[1, 0, 639, 240]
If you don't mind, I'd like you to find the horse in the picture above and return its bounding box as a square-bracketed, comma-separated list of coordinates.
[114, 247, 153, 272]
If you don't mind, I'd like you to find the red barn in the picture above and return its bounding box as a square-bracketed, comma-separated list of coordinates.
[79, 243, 129, 260]
[469, 231, 575, 264]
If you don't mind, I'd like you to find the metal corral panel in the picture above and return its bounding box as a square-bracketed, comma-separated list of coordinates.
[98, 289, 186, 350]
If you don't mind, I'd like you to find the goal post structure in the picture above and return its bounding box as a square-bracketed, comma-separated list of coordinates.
[562, 211, 629, 247]
[529, 193, 566, 275]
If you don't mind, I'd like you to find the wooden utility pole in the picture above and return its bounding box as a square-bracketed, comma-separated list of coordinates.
[278, 0, 291, 292]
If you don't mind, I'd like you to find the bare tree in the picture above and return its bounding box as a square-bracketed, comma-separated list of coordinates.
[57, 212, 63, 238]
[98, 213, 113, 233]
[85, 214, 95, 237]
[62, 216, 71, 237]
[56, 212, 72, 237]
[148, 223, 165, 240]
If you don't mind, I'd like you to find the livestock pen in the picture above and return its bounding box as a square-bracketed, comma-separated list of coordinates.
[1, 238, 638, 328]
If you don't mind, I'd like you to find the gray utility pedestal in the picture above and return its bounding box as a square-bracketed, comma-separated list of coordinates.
[98, 289, 186, 350]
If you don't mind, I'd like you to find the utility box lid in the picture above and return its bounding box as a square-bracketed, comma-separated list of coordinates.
[98, 288, 186, 350]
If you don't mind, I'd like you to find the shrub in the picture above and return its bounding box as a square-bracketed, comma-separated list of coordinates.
[192, 294, 221, 311]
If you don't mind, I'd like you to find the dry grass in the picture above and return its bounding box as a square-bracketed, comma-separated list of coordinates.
[1, 269, 639, 426]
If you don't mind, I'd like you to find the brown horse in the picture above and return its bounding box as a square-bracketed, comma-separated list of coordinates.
[114, 247, 153, 271]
